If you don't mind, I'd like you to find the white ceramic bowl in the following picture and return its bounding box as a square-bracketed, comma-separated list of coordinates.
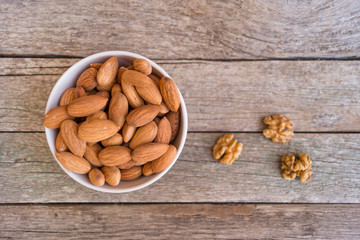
[45, 51, 188, 193]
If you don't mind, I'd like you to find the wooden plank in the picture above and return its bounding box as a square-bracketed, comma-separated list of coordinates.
[1, 58, 360, 132]
[1, 1, 360, 59]
[1, 204, 359, 239]
[1, 133, 359, 203]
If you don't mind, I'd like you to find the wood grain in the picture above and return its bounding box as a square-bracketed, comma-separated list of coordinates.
[1, 58, 359, 132]
[1, 204, 359, 239]
[1, 132, 359, 203]
[1, 1, 360, 59]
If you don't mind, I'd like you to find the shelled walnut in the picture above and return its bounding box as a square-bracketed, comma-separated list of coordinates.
[212, 134, 243, 165]
[263, 115, 294, 143]
[281, 153, 312, 183]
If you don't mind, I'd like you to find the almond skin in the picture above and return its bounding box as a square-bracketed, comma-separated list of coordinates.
[78, 119, 120, 142]
[117, 67, 127, 84]
[166, 111, 180, 142]
[90, 63, 103, 70]
[117, 160, 136, 169]
[60, 120, 86, 157]
[86, 111, 108, 121]
[160, 77, 180, 112]
[122, 70, 153, 87]
[96, 91, 110, 99]
[97, 56, 118, 91]
[108, 92, 128, 129]
[129, 121, 158, 150]
[121, 166, 142, 181]
[84, 143, 103, 167]
[73, 86, 87, 98]
[98, 146, 132, 166]
[67, 95, 108, 117]
[136, 79, 162, 105]
[149, 74, 161, 87]
[142, 162, 153, 176]
[60, 88, 76, 106]
[158, 102, 169, 117]
[88, 168, 105, 186]
[134, 59, 152, 75]
[132, 143, 169, 164]
[121, 78, 144, 108]
[101, 166, 121, 186]
[55, 151, 91, 174]
[122, 122, 137, 143]
[151, 144, 177, 173]
[101, 133, 123, 147]
[43, 105, 74, 129]
[111, 83, 122, 97]
[55, 132, 68, 152]
[126, 104, 161, 127]
[155, 117, 171, 144]
[76, 67, 98, 91]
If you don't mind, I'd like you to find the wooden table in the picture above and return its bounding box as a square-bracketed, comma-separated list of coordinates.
[1, 1, 360, 239]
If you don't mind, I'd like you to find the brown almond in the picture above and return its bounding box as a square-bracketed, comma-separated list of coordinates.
[122, 70, 153, 87]
[121, 166, 142, 181]
[154, 117, 171, 144]
[84, 143, 103, 167]
[151, 144, 177, 173]
[55, 151, 91, 174]
[43, 105, 74, 129]
[117, 160, 136, 169]
[108, 92, 128, 129]
[98, 146, 132, 166]
[55, 132, 68, 152]
[76, 67, 98, 91]
[160, 77, 180, 112]
[121, 78, 144, 108]
[166, 111, 180, 142]
[129, 121, 157, 150]
[158, 102, 169, 117]
[60, 88, 76, 106]
[149, 74, 161, 87]
[86, 111, 108, 121]
[134, 59, 152, 75]
[90, 63, 103, 70]
[60, 120, 86, 157]
[73, 86, 87, 98]
[67, 95, 108, 117]
[96, 91, 110, 99]
[142, 162, 153, 176]
[122, 122, 137, 143]
[136, 79, 162, 105]
[117, 66, 127, 84]
[97, 56, 118, 91]
[132, 143, 169, 164]
[88, 168, 105, 186]
[126, 104, 161, 127]
[101, 133, 123, 147]
[101, 166, 121, 186]
[78, 119, 120, 142]
[111, 83, 122, 97]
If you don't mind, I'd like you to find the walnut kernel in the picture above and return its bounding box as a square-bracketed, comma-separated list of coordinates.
[263, 115, 294, 143]
[281, 153, 312, 183]
[212, 134, 243, 165]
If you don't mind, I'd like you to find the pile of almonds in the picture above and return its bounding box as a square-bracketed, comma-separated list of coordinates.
[43, 57, 181, 187]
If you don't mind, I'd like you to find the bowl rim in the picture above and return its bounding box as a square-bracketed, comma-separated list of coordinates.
[44, 51, 188, 193]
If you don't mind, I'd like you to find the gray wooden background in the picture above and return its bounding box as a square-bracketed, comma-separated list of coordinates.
[1, 0, 359, 239]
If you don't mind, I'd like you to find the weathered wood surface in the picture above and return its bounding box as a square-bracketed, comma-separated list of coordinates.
[1, 132, 359, 203]
[1, 1, 360, 59]
[1, 204, 359, 239]
[1, 58, 359, 132]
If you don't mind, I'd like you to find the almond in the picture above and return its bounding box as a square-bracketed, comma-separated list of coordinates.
[86, 111, 108, 121]
[43, 105, 74, 129]
[98, 146, 132, 166]
[88, 168, 105, 186]
[117, 160, 136, 169]
[122, 122, 137, 143]
[67, 95, 108, 117]
[55, 132, 68, 152]
[129, 121, 158, 150]
[122, 70, 153, 87]
[73, 86, 87, 98]
[126, 104, 161, 127]
[136, 79, 162, 105]
[97, 56, 118, 91]
[160, 77, 180, 112]
[84, 143, 103, 167]
[151, 144, 177, 173]
[117, 66, 127, 84]
[142, 163, 153, 176]
[121, 78, 144, 108]
[78, 119, 120, 142]
[134, 59, 152, 75]
[158, 102, 169, 117]
[155, 117, 171, 144]
[60, 88, 76, 106]
[60, 120, 86, 157]
[55, 151, 91, 174]
[132, 143, 169, 164]
[149, 74, 161, 87]
[111, 83, 122, 97]
[96, 91, 110, 99]
[90, 63, 103, 70]
[101, 166, 121, 186]
[121, 166, 142, 181]
[101, 133, 123, 147]
[108, 92, 128, 129]
[166, 111, 180, 142]
[76, 67, 98, 91]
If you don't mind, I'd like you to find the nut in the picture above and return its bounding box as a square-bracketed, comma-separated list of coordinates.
[55, 151, 91, 174]
[97, 56, 118, 91]
[212, 134, 243, 165]
[101, 133, 123, 147]
[67, 95, 108, 117]
[78, 119, 120, 142]
[263, 115, 294, 143]
[60, 120, 86, 157]
[88, 168, 105, 186]
[43, 105, 74, 129]
[76, 67, 98, 91]
[126, 104, 161, 127]
[133, 58, 152, 75]
[129, 121, 157, 150]
[160, 77, 180, 112]
[121, 166, 143, 181]
[98, 146, 132, 166]
[101, 166, 121, 186]
[281, 153, 312, 183]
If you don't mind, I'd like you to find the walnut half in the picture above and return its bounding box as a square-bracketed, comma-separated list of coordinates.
[281, 153, 312, 183]
[263, 115, 294, 143]
[212, 134, 243, 165]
